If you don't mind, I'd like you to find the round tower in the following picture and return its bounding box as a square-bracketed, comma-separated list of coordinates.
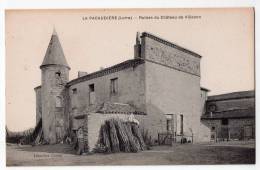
[40, 29, 70, 144]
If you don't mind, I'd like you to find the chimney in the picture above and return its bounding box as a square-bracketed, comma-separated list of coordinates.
[134, 32, 141, 59]
[78, 71, 88, 78]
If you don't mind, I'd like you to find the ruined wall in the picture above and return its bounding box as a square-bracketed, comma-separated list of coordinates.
[41, 65, 69, 144]
[141, 34, 209, 142]
[34, 86, 42, 125]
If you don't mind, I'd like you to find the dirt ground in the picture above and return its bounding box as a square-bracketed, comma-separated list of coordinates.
[6, 141, 255, 166]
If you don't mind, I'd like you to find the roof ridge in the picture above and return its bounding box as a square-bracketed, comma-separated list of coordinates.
[66, 58, 145, 87]
[141, 32, 202, 58]
[208, 90, 255, 101]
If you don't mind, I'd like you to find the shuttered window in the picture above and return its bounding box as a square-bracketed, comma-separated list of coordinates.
[110, 78, 118, 95]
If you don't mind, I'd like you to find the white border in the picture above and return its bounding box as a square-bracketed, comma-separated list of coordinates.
[0, 0, 257, 9]
[0, 0, 258, 170]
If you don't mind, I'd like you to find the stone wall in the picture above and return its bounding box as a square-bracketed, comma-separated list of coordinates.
[229, 118, 255, 139]
[34, 86, 42, 125]
[41, 65, 69, 144]
[202, 118, 255, 140]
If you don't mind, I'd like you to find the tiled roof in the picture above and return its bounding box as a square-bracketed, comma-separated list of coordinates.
[207, 90, 255, 102]
[40, 30, 70, 69]
[73, 102, 146, 119]
[201, 107, 255, 119]
[97, 102, 146, 115]
[67, 58, 144, 87]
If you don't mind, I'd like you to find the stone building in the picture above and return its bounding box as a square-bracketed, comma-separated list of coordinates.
[34, 30, 213, 149]
[201, 90, 255, 141]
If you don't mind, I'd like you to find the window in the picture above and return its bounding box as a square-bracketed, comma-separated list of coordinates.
[55, 71, 63, 85]
[56, 96, 62, 107]
[55, 72, 61, 77]
[72, 88, 77, 94]
[110, 78, 118, 94]
[208, 104, 217, 112]
[222, 118, 229, 125]
[180, 114, 184, 135]
[166, 114, 173, 132]
[89, 84, 94, 92]
[211, 126, 215, 131]
[89, 84, 95, 105]
[166, 119, 172, 131]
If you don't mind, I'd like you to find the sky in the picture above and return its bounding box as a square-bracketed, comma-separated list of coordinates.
[5, 8, 254, 131]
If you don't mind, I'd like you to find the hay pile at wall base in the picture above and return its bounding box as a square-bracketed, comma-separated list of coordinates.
[6, 119, 49, 145]
[94, 118, 147, 153]
[6, 127, 35, 144]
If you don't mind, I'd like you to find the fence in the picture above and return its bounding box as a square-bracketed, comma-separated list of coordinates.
[158, 132, 193, 145]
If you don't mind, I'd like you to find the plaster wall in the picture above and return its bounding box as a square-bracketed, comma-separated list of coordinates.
[68, 64, 146, 129]
[142, 35, 210, 142]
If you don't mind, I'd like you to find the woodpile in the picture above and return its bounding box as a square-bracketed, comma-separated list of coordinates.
[124, 122, 140, 152]
[131, 122, 146, 150]
[107, 120, 120, 152]
[115, 120, 130, 152]
[94, 118, 147, 153]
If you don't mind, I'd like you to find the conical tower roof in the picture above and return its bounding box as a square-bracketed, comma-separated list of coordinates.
[40, 29, 70, 69]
